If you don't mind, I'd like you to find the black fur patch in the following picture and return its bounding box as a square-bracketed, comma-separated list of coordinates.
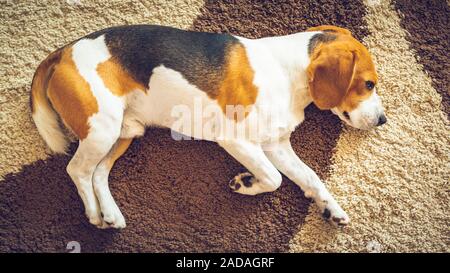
[85, 25, 239, 94]
[322, 208, 331, 219]
[308, 33, 337, 55]
[241, 175, 253, 188]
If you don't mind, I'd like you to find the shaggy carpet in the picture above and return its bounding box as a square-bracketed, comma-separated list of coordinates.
[0, 0, 448, 252]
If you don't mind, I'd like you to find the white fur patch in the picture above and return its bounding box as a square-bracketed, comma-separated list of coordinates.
[349, 89, 384, 129]
[72, 35, 125, 141]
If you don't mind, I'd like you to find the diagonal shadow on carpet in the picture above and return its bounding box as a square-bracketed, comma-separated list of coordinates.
[0, 106, 339, 252]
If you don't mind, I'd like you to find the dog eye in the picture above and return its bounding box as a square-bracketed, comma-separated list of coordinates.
[365, 81, 375, 90]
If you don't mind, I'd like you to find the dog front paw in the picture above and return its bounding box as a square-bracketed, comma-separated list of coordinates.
[320, 200, 350, 226]
[229, 172, 270, 196]
[229, 172, 255, 191]
[322, 207, 350, 226]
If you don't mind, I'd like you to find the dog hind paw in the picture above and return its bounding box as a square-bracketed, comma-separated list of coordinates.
[99, 205, 126, 229]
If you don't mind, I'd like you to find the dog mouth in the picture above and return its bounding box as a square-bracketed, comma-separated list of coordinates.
[331, 109, 352, 126]
[331, 109, 376, 130]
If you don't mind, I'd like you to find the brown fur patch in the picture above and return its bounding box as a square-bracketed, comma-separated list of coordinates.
[30, 49, 63, 114]
[47, 47, 98, 140]
[339, 84, 373, 112]
[103, 138, 133, 171]
[217, 44, 258, 121]
[97, 58, 146, 96]
[338, 39, 378, 112]
[307, 34, 377, 111]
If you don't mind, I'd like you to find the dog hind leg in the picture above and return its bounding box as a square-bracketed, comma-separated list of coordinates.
[92, 138, 133, 229]
[66, 137, 119, 228]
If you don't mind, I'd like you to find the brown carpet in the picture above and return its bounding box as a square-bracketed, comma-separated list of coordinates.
[0, 0, 448, 252]
[395, 0, 450, 118]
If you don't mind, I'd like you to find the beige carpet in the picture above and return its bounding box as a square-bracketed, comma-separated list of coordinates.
[0, 0, 448, 252]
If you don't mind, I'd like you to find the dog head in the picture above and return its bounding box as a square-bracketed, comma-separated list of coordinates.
[307, 25, 386, 130]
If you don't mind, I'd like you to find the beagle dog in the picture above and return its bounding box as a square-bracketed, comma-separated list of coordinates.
[30, 25, 386, 229]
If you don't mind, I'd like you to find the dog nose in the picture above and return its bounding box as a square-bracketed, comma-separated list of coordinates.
[377, 114, 387, 126]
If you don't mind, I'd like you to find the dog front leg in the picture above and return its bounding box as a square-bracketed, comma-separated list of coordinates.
[264, 135, 350, 225]
[218, 139, 282, 195]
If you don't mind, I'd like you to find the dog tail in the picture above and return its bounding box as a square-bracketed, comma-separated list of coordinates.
[30, 49, 68, 154]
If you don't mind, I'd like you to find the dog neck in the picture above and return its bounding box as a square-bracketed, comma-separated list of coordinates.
[258, 32, 317, 119]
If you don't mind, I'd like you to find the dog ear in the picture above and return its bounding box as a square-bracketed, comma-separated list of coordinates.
[307, 25, 352, 36]
[307, 48, 356, 110]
